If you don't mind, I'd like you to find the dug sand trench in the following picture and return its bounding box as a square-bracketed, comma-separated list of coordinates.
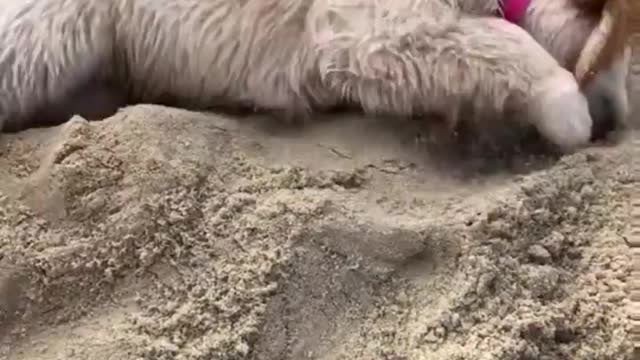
[0, 102, 636, 359]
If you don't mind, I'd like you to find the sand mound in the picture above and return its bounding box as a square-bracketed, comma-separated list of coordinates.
[0, 104, 636, 359]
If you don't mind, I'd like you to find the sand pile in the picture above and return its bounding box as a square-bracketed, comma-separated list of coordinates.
[0, 103, 636, 359]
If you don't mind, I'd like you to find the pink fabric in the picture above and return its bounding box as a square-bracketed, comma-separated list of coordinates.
[501, 0, 531, 24]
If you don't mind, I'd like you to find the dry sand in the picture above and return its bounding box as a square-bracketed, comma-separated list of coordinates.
[0, 103, 636, 360]
[0, 34, 638, 360]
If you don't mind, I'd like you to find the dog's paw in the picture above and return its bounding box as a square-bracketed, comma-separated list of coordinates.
[526, 69, 593, 152]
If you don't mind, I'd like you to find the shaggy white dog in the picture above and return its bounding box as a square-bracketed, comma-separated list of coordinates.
[0, 0, 631, 151]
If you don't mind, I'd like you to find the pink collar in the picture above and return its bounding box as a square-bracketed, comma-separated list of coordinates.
[501, 0, 531, 24]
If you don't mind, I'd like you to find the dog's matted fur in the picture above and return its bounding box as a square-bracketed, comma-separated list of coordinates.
[0, 0, 632, 151]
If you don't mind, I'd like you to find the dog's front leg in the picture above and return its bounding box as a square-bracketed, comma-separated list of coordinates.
[312, 14, 594, 152]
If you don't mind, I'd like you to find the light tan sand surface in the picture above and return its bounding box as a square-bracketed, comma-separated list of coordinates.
[0, 102, 636, 359]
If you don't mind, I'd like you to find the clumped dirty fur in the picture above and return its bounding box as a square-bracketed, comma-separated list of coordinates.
[0, 0, 631, 151]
